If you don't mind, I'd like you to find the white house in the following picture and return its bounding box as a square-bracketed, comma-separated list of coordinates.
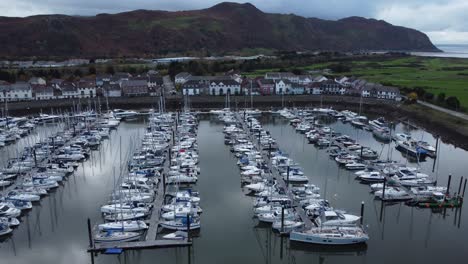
[102, 83, 121, 97]
[265, 72, 298, 83]
[77, 80, 96, 98]
[377, 86, 401, 101]
[60, 83, 80, 98]
[209, 79, 241, 95]
[175, 72, 191, 84]
[182, 80, 203, 96]
[297, 75, 313, 85]
[0, 82, 33, 101]
[29, 77, 47, 85]
[275, 80, 291, 95]
[313, 75, 328, 83]
[148, 75, 164, 96]
[32, 85, 54, 100]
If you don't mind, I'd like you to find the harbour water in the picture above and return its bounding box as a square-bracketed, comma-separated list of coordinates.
[1, 114, 467, 264]
[412, 44, 468, 58]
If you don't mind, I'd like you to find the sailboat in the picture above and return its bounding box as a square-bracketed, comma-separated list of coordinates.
[94, 230, 141, 243]
[290, 226, 369, 245]
[98, 220, 148, 232]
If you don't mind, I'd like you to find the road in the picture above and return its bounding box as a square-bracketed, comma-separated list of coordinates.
[417, 100, 468, 121]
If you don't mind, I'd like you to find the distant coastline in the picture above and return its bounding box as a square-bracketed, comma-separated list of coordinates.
[411, 44, 468, 58]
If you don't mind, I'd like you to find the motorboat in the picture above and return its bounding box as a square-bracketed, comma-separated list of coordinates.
[162, 230, 188, 240]
[374, 187, 413, 201]
[345, 162, 367, 170]
[160, 217, 201, 231]
[315, 210, 360, 226]
[166, 175, 197, 184]
[0, 222, 13, 237]
[393, 133, 412, 142]
[0, 217, 20, 227]
[272, 220, 304, 233]
[290, 226, 369, 245]
[257, 209, 295, 223]
[358, 171, 385, 183]
[6, 190, 41, 202]
[0, 203, 21, 218]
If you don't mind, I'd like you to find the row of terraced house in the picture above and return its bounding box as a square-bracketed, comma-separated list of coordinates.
[0, 71, 165, 102]
[178, 72, 401, 101]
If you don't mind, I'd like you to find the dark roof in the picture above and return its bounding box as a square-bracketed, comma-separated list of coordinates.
[10, 82, 31, 91]
[175, 72, 191, 78]
[61, 82, 77, 92]
[102, 83, 121, 91]
[77, 80, 95, 88]
[50, 79, 64, 85]
[32, 84, 54, 93]
[182, 80, 205, 89]
[114, 72, 132, 78]
[121, 79, 147, 87]
[275, 79, 292, 85]
[149, 75, 163, 84]
[257, 78, 275, 85]
[209, 79, 240, 86]
[241, 78, 260, 88]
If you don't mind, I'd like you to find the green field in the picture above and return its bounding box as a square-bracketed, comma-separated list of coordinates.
[243, 56, 468, 108]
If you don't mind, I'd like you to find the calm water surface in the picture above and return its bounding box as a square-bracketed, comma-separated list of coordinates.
[0, 115, 467, 264]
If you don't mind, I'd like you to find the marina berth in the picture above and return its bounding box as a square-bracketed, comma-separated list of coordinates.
[217, 109, 368, 247]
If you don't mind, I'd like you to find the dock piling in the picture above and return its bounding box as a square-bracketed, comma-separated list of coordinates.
[462, 179, 467, 198]
[360, 201, 365, 225]
[447, 174, 452, 196]
[87, 218, 93, 249]
[458, 177, 464, 197]
[186, 214, 191, 242]
[281, 207, 285, 234]
[382, 178, 387, 200]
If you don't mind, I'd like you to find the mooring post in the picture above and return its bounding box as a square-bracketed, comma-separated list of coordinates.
[360, 201, 365, 225]
[382, 178, 387, 201]
[432, 136, 440, 172]
[281, 207, 285, 234]
[168, 149, 172, 166]
[87, 218, 93, 248]
[268, 143, 272, 159]
[462, 179, 467, 198]
[33, 149, 37, 166]
[447, 174, 452, 196]
[162, 172, 166, 195]
[186, 214, 191, 242]
[458, 176, 464, 197]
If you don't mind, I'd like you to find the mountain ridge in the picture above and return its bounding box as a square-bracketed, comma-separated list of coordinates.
[0, 2, 440, 58]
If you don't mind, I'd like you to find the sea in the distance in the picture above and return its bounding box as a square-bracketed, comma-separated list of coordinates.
[412, 44, 468, 58]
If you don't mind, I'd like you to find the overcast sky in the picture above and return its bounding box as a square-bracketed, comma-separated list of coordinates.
[2, 0, 467, 45]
